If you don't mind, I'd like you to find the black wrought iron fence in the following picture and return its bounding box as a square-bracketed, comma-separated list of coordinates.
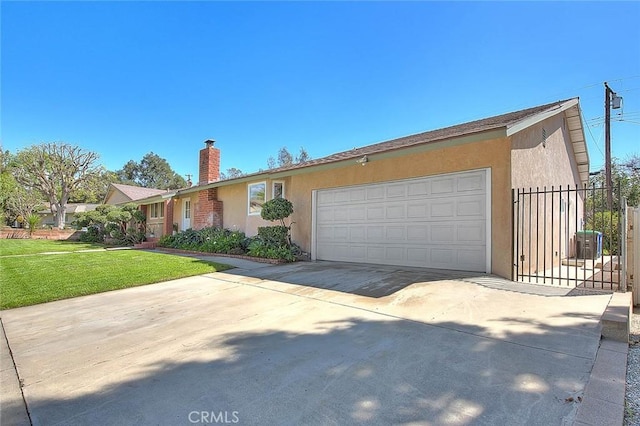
[512, 184, 623, 291]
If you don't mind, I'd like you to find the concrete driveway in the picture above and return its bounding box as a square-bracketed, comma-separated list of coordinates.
[1, 258, 613, 425]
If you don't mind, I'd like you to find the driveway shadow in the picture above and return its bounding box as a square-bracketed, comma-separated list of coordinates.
[223, 261, 481, 297]
[24, 317, 590, 426]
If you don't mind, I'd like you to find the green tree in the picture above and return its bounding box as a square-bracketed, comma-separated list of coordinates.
[12, 143, 100, 229]
[74, 203, 146, 245]
[116, 152, 186, 189]
[587, 156, 640, 211]
[69, 168, 119, 203]
[584, 155, 640, 255]
[260, 197, 294, 246]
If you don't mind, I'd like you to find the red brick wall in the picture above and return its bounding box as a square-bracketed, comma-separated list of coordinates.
[194, 188, 223, 230]
[199, 144, 220, 185]
[164, 199, 175, 235]
[0, 228, 82, 240]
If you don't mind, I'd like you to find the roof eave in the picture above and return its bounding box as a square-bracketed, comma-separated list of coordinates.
[506, 98, 589, 186]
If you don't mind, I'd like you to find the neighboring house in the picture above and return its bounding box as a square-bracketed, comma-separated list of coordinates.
[104, 183, 175, 237]
[104, 183, 169, 206]
[38, 204, 100, 227]
[132, 98, 589, 280]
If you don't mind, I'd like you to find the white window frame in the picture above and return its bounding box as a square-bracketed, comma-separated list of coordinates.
[272, 181, 285, 199]
[248, 181, 266, 216]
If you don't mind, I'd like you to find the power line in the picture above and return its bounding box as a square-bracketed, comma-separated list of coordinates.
[581, 109, 605, 160]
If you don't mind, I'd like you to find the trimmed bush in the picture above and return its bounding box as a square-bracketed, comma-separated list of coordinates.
[158, 227, 247, 255]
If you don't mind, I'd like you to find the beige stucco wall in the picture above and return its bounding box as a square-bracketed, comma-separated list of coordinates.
[145, 203, 166, 238]
[173, 193, 198, 231]
[511, 114, 582, 189]
[510, 114, 585, 276]
[104, 191, 131, 206]
[217, 137, 513, 278]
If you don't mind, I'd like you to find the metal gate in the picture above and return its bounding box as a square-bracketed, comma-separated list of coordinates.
[512, 184, 625, 291]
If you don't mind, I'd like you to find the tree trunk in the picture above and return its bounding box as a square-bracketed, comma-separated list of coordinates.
[53, 202, 67, 229]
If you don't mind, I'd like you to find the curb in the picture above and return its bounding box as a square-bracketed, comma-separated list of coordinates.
[574, 292, 631, 426]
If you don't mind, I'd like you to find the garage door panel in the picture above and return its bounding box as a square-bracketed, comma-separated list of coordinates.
[458, 175, 485, 192]
[367, 187, 385, 200]
[432, 225, 455, 242]
[386, 226, 405, 240]
[366, 246, 384, 261]
[386, 247, 404, 261]
[458, 249, 485, 270]
[406, 225, 428, 240]
[367, 206, 385, 220]
[367, 226, 385, 241]
[407, 203, 429, 218]
[386, 205, 405, 219]
[408, 182, 429, 196]
[407, 248, 429, 262]
[349, 206, 366, 220]
[457, 199, 485, 217]
[432, 178, 455, 194]
[431, 202, 455, 218]
[387, 184, 406, 198]
[315, 170, 488, 272]
[458, 224, 484, 242]
[349, 226, 366, 241]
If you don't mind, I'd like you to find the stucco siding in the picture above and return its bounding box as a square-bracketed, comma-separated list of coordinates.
[215, 137, 513, 278]
[105, 191, 131, 206]
[511, 114, 581, 189]
[510, 114, 585, 276]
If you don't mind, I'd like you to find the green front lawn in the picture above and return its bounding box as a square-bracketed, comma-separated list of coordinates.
[0, 240, 232, 309]
[0, 239, 105, 256]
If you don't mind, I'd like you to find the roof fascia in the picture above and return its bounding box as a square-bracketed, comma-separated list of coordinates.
[177, 128, 507, 193]
[506, 98, 579, 137]
[269, 128, 507, 179]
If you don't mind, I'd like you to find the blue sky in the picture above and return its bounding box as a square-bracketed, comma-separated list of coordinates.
[2, 1, 639, 179]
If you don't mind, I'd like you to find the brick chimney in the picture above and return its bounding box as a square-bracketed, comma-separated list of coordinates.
[199, 139, 220, 185]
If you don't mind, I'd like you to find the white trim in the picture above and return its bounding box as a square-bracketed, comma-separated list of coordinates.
[247, 181, 267, 216]
[506, 98, 578, 137]
[311, 190, 317, 261]
[182, 199, 191, 230]
[311, 167, 492, 272]
[485, 167, 492, 274]
[272, 180, 285, 199]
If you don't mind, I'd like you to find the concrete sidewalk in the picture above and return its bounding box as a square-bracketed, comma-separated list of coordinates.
[1, 319, 30, 425]
[0, 259, 620, 425]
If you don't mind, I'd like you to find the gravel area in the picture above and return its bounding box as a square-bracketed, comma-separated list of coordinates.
[626, 307, 640, 426]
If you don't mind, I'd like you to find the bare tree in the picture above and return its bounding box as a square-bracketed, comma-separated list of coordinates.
[14, 143, 101, 228]
[267, 147, 311, 169]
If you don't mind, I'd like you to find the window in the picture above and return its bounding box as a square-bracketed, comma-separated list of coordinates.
[150, 202, 164, 219]
[248, 182, 266, 215]
[273, 181, 285, 199]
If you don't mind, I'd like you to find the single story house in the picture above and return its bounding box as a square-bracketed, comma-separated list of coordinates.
[132, 98, 589, 280]
[104, 183, 170, 205]
[38, 203, 100, 228]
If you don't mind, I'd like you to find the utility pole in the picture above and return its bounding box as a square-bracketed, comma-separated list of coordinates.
[605, 82, 612, 209]
[604, 82, 622, 210]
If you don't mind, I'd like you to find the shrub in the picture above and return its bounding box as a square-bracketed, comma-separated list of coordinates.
[157, 227, 247, 255]
[79, 225, 104, 243]
[247, 239, 296, 261]
[256, 226, 289, 246]
[26, 214, 41, 237]
[261, 198, 293, 227]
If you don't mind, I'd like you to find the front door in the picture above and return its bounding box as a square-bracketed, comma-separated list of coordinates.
[182, 199, 191, 230]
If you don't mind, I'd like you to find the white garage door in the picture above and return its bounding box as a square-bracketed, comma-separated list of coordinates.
[313, 169, 490, 272]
